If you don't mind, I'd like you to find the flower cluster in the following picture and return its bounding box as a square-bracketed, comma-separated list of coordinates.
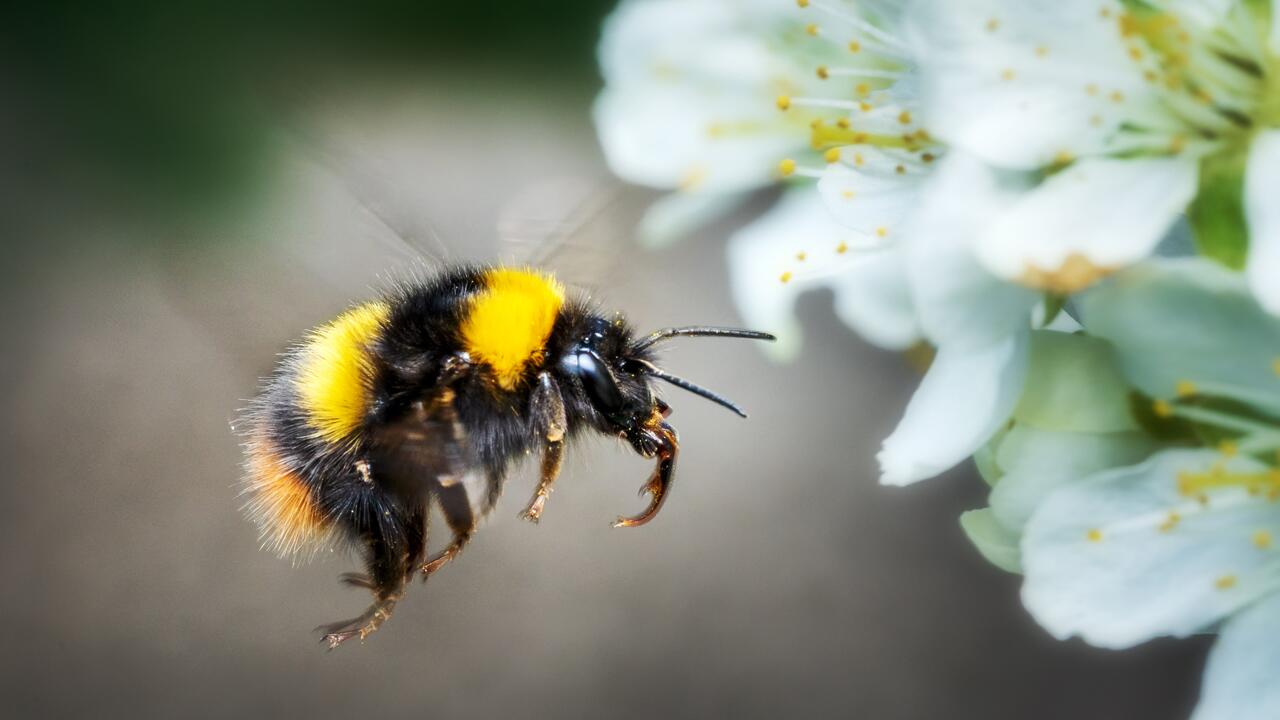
[594, 0, 1280, 717]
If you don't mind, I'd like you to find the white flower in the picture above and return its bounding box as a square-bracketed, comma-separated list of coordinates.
[594, 0, 863, 244]
[1017, 258, 1280, 719]
[908, 0, 1280, 305]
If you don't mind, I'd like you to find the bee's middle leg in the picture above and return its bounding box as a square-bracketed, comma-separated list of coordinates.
[520, 372, 567, 523]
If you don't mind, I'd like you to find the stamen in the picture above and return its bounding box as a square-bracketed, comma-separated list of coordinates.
[1086, 528, 1104, 542]
[1215, 574, 1238, 590]
[1254, 530, 1273, 549]
[817, 67, 907, 80]
[807, 1, 911, 52]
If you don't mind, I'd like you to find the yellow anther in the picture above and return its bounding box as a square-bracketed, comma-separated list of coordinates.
[1215, 574, 1238, 590]
[985, 18, 1000, 32]
[778, 158, 797, 176]
[823, 147, 841, 164]
[1169, 134, 1187, 152]
[1110, 90, 1125, 103]
[1053, 150, 1074, 164]
[1035, 45, 1049, 58]
[1153, 399, 1174, 418]
[776, 95, 792, 111]
[1158, 512, 1181, 533]
[921, 152, 936, 163]
[796, 0, 809, 6]
[1100, 7, 1112, 19]
[779, 271, 794, 284]
[897, 110, 912, 125]
[1128, 46, 1144, 61]
[1175, 380, 1198, 397]
[835, 241, 849, 254]
[1219, 440, 1239, 457]
[848, 40, 861, 53]
[1090, 114, 1104, 127]
[805, 23, 819, 36]
[841, 190, 855, 200]
[816, 65, 829, 80]
[855, 83, 870, 96]
[875, 227, 888, 238]
[795, 251, 807, 262]
[1271, 358, 1280, 376]
[1085, 83, 1100, 96]
[1000, 68, 1016, 81]
[1144, 69, 1159, 83]
[853, 152, 865, 166]
[858, 101, 873, 112]
[1254, 530, 1273, 550]
[894, 164, 906, 175]
[836, 117, 851, 129]
[678, 166, 707, 191]
[1086, 528, 1104, 542]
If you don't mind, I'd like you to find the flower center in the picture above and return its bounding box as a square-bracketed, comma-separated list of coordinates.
[1115, 2, 1278, 154]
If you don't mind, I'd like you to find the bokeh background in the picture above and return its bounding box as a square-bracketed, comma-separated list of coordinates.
[2, 3, 1209, 718]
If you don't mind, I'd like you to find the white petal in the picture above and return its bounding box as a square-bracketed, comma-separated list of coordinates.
[879, 330, 1029, 485]
[989, 426, 1157, 532]
[1192, 593, 1280, 720]
[727, 191, 920, 360]
[907, 0, 1154, 169]
[1245, 130, 1280, 315]
[903, 152, 1038, 348]
[593, 0, 818, 193]
[1080, 258, 1280, 416]
[593, 84, 798, 193]
[818, 146, 930, 239]
[1022, 449, 1280, 649]
[977, 156, 1198, 289]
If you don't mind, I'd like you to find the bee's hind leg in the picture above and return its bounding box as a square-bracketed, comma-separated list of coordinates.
[421, 481, 475, 577]
[319, 510, 426, 650]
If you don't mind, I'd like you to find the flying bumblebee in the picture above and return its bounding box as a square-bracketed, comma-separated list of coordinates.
[240, 264, 773, 648]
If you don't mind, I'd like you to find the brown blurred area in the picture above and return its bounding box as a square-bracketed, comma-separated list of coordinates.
[0, 81, 1212, 719]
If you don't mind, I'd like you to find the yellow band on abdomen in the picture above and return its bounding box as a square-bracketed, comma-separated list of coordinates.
[296, 301, 390, 443]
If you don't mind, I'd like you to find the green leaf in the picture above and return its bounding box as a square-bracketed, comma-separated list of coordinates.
[960, 508, 1022, 574]
[1013, 331, 1138, 433]
[1188, 150, 1249, 270]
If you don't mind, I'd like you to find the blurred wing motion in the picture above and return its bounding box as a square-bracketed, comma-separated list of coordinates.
[497, 175, 640, 294]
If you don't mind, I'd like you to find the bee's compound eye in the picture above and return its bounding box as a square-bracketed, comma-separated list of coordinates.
[562, 350, 625, 416]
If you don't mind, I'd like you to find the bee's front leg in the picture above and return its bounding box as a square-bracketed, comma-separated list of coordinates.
[520, 372, 567, 524]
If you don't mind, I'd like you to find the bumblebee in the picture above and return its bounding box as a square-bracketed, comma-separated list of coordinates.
[240, 265, 773, 648]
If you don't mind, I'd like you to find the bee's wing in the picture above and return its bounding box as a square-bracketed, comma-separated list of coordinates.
[366, 392, 473, 499]
[496, 175, 645, 296]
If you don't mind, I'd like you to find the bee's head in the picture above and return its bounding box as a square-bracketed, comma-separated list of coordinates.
[553, 313, 775, 456]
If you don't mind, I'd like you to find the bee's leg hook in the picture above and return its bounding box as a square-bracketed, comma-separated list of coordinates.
[613, 421, 678, 528]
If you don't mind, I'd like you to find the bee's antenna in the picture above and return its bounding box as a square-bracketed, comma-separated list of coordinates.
[632, 326, 776, 353]
[630, 359, 749, 418]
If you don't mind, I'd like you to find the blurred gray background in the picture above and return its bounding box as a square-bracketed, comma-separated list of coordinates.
[1, 3, 1207, 718]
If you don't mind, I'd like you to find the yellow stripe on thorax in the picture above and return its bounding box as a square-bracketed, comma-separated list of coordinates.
[296, 302, 389, 443]
[462, 268, 564, 389]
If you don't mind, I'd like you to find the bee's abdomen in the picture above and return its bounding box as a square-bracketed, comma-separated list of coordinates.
[242, 433, 336, 558]
[294, 302, 390, 444]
